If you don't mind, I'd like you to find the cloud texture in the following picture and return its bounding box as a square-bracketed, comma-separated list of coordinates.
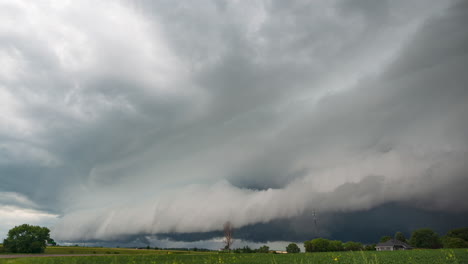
[1, 0, 467, 243]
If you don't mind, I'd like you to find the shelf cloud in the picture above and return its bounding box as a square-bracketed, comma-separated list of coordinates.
[1, 0, 467, 244]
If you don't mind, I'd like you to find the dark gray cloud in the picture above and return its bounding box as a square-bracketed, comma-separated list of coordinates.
[0, 0, 467, 246]
[153, 202, 468, 244]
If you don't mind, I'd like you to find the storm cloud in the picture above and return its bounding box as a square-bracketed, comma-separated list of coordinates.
[1, 0, 467, 245]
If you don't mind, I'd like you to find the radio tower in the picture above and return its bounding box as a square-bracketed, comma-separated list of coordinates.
[313, 209, 318, 235]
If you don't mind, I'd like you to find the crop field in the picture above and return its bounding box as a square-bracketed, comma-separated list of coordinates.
[43, 246, 199, 255]
[1, 249, 468, 264]
[0, 246, 203, 256]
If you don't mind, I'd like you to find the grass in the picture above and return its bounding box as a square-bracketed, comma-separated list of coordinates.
[0, 246, 206, 255]
[43, 246, 201, 255]
[1, 249, 468, 264]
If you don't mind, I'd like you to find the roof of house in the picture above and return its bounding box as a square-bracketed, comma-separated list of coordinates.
[376, 239, 412, 248]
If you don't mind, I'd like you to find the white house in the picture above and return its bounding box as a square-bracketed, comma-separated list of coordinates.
[375, 239, 412, 251]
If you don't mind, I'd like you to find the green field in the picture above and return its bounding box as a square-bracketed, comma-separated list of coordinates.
[43, 246, 200, 255]
[0, 246, 202, 256]
[1, 249, 468, 264]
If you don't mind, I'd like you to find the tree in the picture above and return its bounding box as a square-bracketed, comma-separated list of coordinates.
[286, 243, 300, 253]
[441, 236, 468, 248]
[241, 246, 253, 253]
[0, 244, 7, 253]
[409, 228, 441, 249]
[257, 245, 269, 253]
[394, 232, 406, 242]
[447, 228, 468, 242]
[303, 240, 312, 252]
[329, 240, 344, 252]
[223, 221, 233, 251]
[379, 236, 392, 243]
[343, 241, 363, 251]
[47, 238, 57, 246]
[3, 224, 51, 253]
[304, 238, 331, 252]
[364, 244, 376, 251]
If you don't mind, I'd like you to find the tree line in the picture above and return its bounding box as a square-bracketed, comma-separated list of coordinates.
[2, 224, 468, 254]
[303, 227, 468, 253]
[304, 238, 366, 252]
[381, 228, 468, 249]
[230, 245, 270, 253]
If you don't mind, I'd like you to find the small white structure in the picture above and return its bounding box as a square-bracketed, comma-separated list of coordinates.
[275, 250, 287, 254]
[375, 239, 412, 251]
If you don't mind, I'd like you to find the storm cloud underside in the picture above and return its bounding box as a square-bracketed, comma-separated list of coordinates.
[0, 0, 467, 244]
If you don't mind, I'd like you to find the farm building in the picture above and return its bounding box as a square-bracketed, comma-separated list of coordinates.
[375, 239, 412, 251]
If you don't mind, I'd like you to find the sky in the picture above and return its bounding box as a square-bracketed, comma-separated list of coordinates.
[1, 0, 468, 250]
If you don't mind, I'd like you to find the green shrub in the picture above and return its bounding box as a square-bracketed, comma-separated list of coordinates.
[447, 228, 468, 241]
[286, 243, 300, 253]
[441, 236, 468, 248]
[304, 238, 330, 252]
[343, 241, 363, 251]
[409, 228, 442, 249]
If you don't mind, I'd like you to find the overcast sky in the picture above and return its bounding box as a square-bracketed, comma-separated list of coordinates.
[1, 0, 468, 249]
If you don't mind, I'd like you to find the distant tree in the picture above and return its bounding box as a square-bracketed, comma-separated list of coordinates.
[394, 232, 406, 243]
[304, 240, 312, 252]
[329, 240, 344, 252]
[3, 224, 51, 253]
[409, 228, 442, 249]
[441, 236, 468, 248]
[305, 238, 331, 252]
[343, 241, 363, 251]
[233, 246, 254, 253]
[223, 221, 233, 251]
[379, 236, 392, 243]
[257, 245, 269, 253]
[447, 228, 468, 242]
[364, 244, 376, 251]
[47, 239, 57, 246]
[241, 246, 253, 253]
[286, 243, 300, 253]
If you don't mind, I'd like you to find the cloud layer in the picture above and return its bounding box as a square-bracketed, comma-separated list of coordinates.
[1, 0, 467, 243]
